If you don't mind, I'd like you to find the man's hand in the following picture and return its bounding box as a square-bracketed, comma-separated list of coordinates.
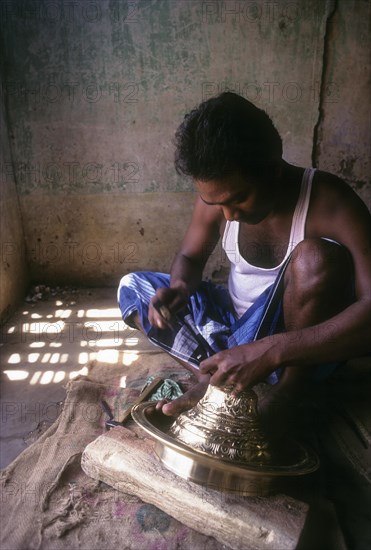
[199, 339, 278, 394]
[149, 287, 189, 329]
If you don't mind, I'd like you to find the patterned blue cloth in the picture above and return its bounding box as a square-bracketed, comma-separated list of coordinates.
[117, 263, 290, 384]
[117, 238, 345, 385]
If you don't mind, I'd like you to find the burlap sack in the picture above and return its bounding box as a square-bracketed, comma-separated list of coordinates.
[0, 373, 228, 550]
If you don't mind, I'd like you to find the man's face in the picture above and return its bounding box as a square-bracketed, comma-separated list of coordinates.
[195, 172, 274, 224]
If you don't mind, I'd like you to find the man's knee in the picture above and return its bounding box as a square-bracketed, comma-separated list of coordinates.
[118, 271, 160, 303]
[285, 238, 353, 305]
[117, 271, 170, 330]
[118, 271, 140, 290]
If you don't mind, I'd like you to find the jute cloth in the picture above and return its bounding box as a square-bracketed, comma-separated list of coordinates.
[1, 356, 227, 550]
[1, 338, 369, 549]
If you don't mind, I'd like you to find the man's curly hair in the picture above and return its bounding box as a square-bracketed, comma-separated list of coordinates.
[174, 92, 282, 182]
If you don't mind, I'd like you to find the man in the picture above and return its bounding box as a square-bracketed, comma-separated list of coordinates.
[118, 92, 371, 432]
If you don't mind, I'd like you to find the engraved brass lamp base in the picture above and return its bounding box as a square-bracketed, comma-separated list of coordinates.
[132, 385, 319, 496]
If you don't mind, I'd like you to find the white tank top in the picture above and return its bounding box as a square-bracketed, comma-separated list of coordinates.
[222, 167, 315, 318]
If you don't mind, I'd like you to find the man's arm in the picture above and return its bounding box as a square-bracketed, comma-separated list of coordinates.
[149, 196, 222, 328]
[200, 175, 371, 390]
[277, 173, 371, 362]
[283, 172, 371, 363]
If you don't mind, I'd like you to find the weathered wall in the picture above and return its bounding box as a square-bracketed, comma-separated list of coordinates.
[314, 0, 370, 207]
[0, 91, 28, 322]
[0, 0, 369, 287]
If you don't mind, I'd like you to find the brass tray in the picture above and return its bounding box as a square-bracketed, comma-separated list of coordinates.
[131, 401, 319, 496]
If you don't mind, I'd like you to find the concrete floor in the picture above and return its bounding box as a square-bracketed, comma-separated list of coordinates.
[0, 287, 126, 468]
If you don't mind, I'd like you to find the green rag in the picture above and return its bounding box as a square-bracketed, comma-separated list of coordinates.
[141, 376, 184, 402]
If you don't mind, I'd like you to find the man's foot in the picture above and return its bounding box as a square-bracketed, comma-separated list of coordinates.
[155, 379, 209, 416]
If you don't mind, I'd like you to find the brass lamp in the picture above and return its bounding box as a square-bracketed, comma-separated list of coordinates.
[132, 384, 319, 496]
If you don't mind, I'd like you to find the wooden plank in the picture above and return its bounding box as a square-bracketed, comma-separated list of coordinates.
[81, 426, 308, 550]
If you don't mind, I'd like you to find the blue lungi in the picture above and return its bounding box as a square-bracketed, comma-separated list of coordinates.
[117, 241, 343, 384]
[117, 265, 290, 384]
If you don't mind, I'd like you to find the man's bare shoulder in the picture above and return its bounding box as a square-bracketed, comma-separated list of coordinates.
[307, 169, 370, 238]
[192, 195, 224, 227]
[178, 195, 224, 261]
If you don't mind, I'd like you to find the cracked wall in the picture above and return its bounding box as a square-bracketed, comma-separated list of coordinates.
[314, 0, 370, 206]
[0, 0, 369, 293]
